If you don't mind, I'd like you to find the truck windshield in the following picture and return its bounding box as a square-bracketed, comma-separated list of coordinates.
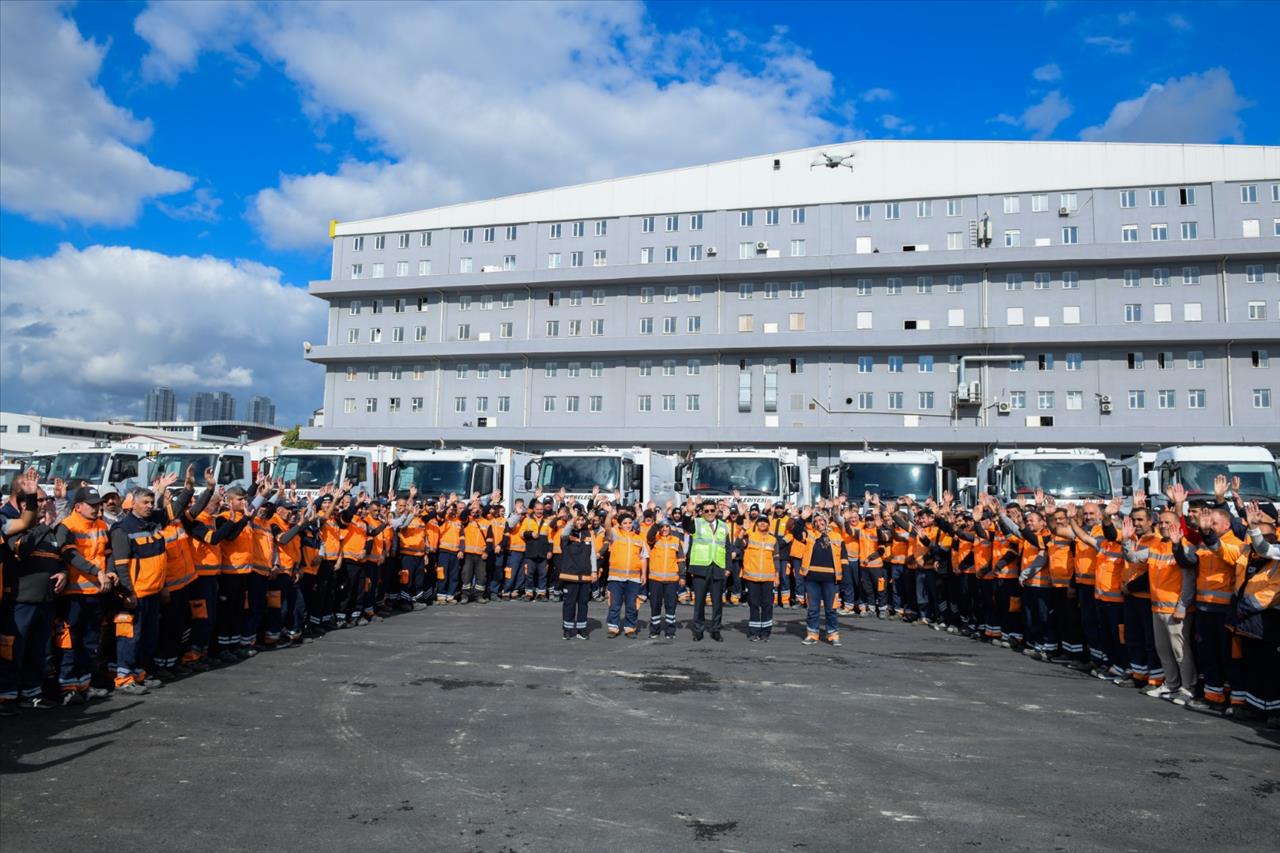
[1010, 459, 1111, 499]
[31, 456, 54, 481]
[1176, 461, 1280, 499]
[690, 458, 779, 495]
[538, 456, 620, 492]
[50, 452, 107, 483]
[274, 455, 341, 489]
[151, 453, 218, 480]
[396, 461, 472, 496]
[842, 463, 938, 500]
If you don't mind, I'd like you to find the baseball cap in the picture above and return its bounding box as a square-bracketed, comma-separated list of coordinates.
[72, 486, 104, 506]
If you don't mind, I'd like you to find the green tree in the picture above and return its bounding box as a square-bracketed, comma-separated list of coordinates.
[280, 425, 318, 449]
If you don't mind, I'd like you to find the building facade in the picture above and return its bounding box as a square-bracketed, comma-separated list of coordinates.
[188, 391, 236, 422]
[247, 395, 277, 426]
[301, 141, 1280, 470]
[143, 385, 177, 422]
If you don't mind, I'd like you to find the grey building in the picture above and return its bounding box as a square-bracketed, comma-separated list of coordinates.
[301, 141, 1280, 471]
[247, 395, 277, 426]
[188, 391, 236, 422]
[143, 385, 176, 422]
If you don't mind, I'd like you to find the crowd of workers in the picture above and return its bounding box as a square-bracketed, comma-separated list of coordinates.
[1, 465, 1276, 728]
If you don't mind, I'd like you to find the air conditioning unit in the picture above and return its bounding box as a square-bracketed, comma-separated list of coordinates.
[755, 241, 769, 252]
[480, 265, 502, 273]
[1058, 207, 1070, 217]
[997, 400, 1012, 414]
[957, 380, 981, 403]
[1099, 394, 1113, 413]
[706, 246, 718, 256]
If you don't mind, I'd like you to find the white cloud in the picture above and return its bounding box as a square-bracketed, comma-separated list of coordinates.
[156, 187, 224, 223]
[1080, 68, 1248, 143]
[0, 245, 325, 424]
[879, 114, 915, 134]
[992, 91, 1073, 139]
[1165, 13, 1192, 31]
[1084, 35, 1132, 54]
[860, 87, 894, 102]
[1032, 63, 1062, 82]
[0, 2, 191, 226]
[134, 1, 849, 251]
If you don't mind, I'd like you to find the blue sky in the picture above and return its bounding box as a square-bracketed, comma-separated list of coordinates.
[1, 0, 1275, 426]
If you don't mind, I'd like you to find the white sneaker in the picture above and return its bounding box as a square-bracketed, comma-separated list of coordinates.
[1169, 688, 1193, 706]
[1143, 684, 1172, 698]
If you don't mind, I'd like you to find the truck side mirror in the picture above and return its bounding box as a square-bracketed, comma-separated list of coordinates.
[1121, 467, 1133, 497]
[986, 469, 996, 487]
[674, 463, 686, 493]
[785, 464, 799, 492]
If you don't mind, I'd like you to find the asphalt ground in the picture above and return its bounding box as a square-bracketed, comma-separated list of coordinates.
[1, 600, 1276, 853]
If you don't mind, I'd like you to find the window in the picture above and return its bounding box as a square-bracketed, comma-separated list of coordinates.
[370, 328, 383, 343]
[545, 320, 559, 337]
[1253, 389, 1273, 409]
[1123, 269, 1141, 288]
[688, 284, 702, 301]
[570, 251, 583, 267]
[1154, 303, 1172, 323]
[366, 397, 378, 414]
[947, 232, 965, 250]
[543, 396, 556, 413]
[1034, 272, 1050, 290]
[393, 297, 407, 314]
[739, 210, 754, 226]
[498, 363, 512, 379]
[342, 397, 356, 414]
[1247, 301, 1267, 321]
[347, 328, 359, 344]
[547, 252, 562, 269]
[637, 317, 655, 335]
[1120, 190, 1136, 209]
[459, 257, 473, 273]
[1065, 352, 1082, 371]
[739, 242, 754, 259]
[765, 208, 780, 226]
[857, 392, 874, 411]
[1246, 264, 1264, 283]
[369, 299, 384, 316]
[594, 220, 607, 237]
[1188, 351, 1204, 369]
[476, 364, 490, 380]
[1274, 184, 1280, 202]
[917, 276, 933, 294]
[885, 202, 900, 220]
[789, 281, 806, 299]
[886, 355, 904, 374]
[661, 394, 676, 412]
[589, 395, 603, 413]
[665, 246, 679, 263]
[1242, 219, 1261, 238]
[348, 300, 363, 316]
[591, 288, 605, 306]
[481, 227, 495, 243]
[1031, 194, 1048, 213]
[857, 311, 873, 329]
[1252, 350, 1270, 368]
[666, 285, 680, 302]
[1121, 224, 1138, 242]
[1062, 271, 1079, 289]
[641, 216, 654, 233]
[640, 286, 655, 303]
[501, 292, 514, 309]
[391, 326, 404, 343]
[764, 281, 781, 300]
[737, 314, 753, 332]
[1151, 223, 1168, 241]
[593, 250, 607, 267]
[350, 263, 363, 278]
[1128, 352, 1145, 370]
[857, 356, 873, 374]
[1003, 196, 1020, 214]
[499, 322, 513, 339]
[662, 316, 676, 335]
[855, 204, 871, 221]
[913, 391, 933, 410]
[660, 215, 677, 233]
[1060, 193, 1078, 212]
[1009, 359, 1025, 373]
[565, 396, 579, 413]
[1007, 307, 1024, 326]
[1128, 390, 1145, 410]
[1061, 226, 1078, 245]
[373, 235, 385, 250]
[1124, 304, 1141, 323]
[1158, 389, 1176, 410]
[884, 391, 902, 410]
[638, 360, 653, 378]
[690, 213, 703, 230]
[689, 245, 703, 262]
[916, 200, 932, 218]
[1009, 392, 1026, 410]
[687, 316, 701, 334]
[1152, 268, 1169, 288]
[475, 396, 489, 413]
[785, 312, 804, 332]
[1066, 391, 1083, 411]
[1004, 230, 1021, 247]
[498, 396, 511, 413]
[1188, 389, 1206, 409]
[790, 239, 806, 257]
[739, 282, 753, 300]
[1005, 272, 1022, 291]
[572, 221, 585, 237]
[1180, 221, 1198, 240]
[1156, 351, 1173, 370]
[1148, 188, 1168, 208]
[566, 362, 580, 379]
[591, 318, 605, 336]
[568, 319, 582, 337]
[1241, 184, 1258, 203]
[856, 278, 872, 296]
[352, 236, 364, 251]
[549, 223, 562, 239]
[503, 254, 517, 270]
[792, 207, 806, 224]
[1184, 303, 1202, 322]
[1179, 187, 1196, 206]
[686, 394, 701, 412]
[1038, 353, 1054, 371]
[1037, 391, 1055, 410]
[387, 396, 401, 413]
[411, 396, 423, 413]
[371, 263, 384, 278]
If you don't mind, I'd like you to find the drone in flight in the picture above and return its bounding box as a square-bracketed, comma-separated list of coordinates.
[810, 151, 855, 170]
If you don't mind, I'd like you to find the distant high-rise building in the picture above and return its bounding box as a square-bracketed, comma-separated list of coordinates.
[188, 391, 236, 421]
[247, 395, 276, 425]
[143, 386, 177, 421]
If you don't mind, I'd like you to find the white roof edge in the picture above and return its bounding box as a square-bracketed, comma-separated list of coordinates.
[333, 140, 1280, 236]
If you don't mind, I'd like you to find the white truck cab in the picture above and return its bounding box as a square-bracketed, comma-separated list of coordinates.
[270, 445, 395, 498]
[677, 447, 811, 507]
[390, 446, 535, 513]
[45, 446, 150, 496]
[1145, 445, 1280, 506]
[148, 446, 256, 492]
[977, 447, 1120, 506]
[527, 446, 677, 508]
[821, 449, 944, 502]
